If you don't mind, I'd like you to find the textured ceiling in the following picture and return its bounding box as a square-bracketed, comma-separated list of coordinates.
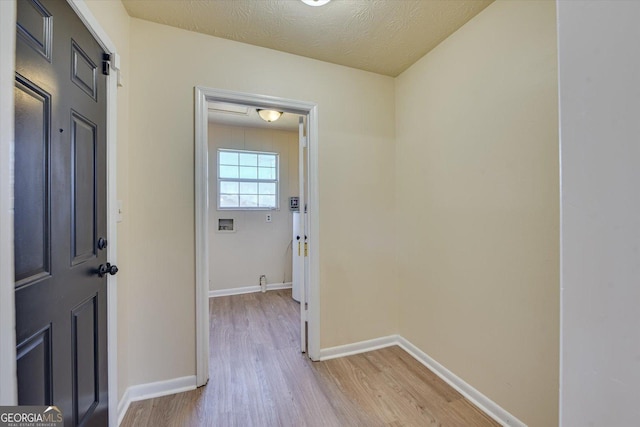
[121, 0, 493, 77]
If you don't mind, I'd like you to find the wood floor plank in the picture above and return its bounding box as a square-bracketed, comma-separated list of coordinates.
[120, 289, 500, 427]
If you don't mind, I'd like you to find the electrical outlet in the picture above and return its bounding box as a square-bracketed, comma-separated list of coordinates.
[266, 214, 272, 223]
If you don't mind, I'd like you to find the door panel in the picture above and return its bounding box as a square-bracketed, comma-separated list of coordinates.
[14, 77, 51, 286]
[16, 325, 53, 406]
[71, 295, 99, 425]
[71, 41, 97, 100]
[15, 0, 109, 425]
[71, 112, 97, 266]
[16, 0, 52, 61]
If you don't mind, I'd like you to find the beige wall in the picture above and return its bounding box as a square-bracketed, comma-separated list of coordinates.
[126, 18, 397, 385]
[208, 123, 298, 291]
[83, 0, 131, 402]
[83, 2, 560, 424]
[395, 1, 559, 426]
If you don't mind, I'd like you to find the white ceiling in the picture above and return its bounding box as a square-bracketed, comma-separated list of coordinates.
[121, 0, 493, 78]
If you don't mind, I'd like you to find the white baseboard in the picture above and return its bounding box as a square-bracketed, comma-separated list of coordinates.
[117, 375, 197, 426]
[318, 335, 525, 427]
[116, 388, 131, 426]
[319, 335, 398, 361]
[396, 337, 526, 427]
[209, 282, 292, 298]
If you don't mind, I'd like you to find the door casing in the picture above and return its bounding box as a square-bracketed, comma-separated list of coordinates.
[0, 0, 18, 406]
[0, 2, 120, 425]
[194, 86, 321, 386]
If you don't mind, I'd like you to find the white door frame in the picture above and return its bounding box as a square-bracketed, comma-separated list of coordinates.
[0, 3, 120, 426]
[194, 86, 321, 386]
[0, 0, 18, 406]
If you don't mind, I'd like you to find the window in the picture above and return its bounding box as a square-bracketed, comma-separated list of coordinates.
[217, 149, 279, 210]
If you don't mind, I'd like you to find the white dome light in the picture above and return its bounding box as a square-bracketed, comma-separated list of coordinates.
[257, 109, 283, 123]
[300, 0, 331, 6]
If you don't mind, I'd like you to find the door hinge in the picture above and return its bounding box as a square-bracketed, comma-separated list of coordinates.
[302, 136, 308, 148]
[102, 53, 110, 76]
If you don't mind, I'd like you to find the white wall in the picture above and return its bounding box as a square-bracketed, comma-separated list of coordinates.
[558, 1, 640, 425]
[208, 123, 298, 291]
[395, 1, 559, 425]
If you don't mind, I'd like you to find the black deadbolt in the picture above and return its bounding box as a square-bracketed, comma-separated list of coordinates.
[97, 237, 108, 250]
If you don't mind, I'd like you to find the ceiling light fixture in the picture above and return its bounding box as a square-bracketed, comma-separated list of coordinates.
[257, 109, 283, 123]
[300, 0, 331, 6]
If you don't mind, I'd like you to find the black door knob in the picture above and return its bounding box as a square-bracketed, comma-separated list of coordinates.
[98, 264, 108, 277]
[108, 264, 118, 276]
[98, 262, 119, 277]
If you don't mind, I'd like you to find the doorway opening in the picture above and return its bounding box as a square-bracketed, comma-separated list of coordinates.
[194, 87, 320, 387]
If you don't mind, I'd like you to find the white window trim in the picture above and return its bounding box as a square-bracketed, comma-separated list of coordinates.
[217, 148, 280, 211]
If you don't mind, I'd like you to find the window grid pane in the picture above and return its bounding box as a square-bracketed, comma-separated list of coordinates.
[258, 167, 275, 180]
[239, 182, 258, 194]
[259, 182, 276, 195]
[258, 195, 276, 208]
[258, 155, 275, 167]
[219, 165, 238, 179]
[240, 194, 258, 207]
[219, 194, 238, 208]
[219, 151, 238, 166]
[219, 181, 237, 194]
[218, 149, 278, 209]
[239, 166, 258, 179]
[239, 153, 257, 166]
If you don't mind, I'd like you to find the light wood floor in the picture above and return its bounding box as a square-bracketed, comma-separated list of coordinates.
[121, 290, 499, 426]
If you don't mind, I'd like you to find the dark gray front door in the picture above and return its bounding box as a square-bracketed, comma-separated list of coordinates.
[14, 0, 109, 425]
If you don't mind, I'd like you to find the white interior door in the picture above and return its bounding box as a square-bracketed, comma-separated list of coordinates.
[297, 116, 307, 353]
